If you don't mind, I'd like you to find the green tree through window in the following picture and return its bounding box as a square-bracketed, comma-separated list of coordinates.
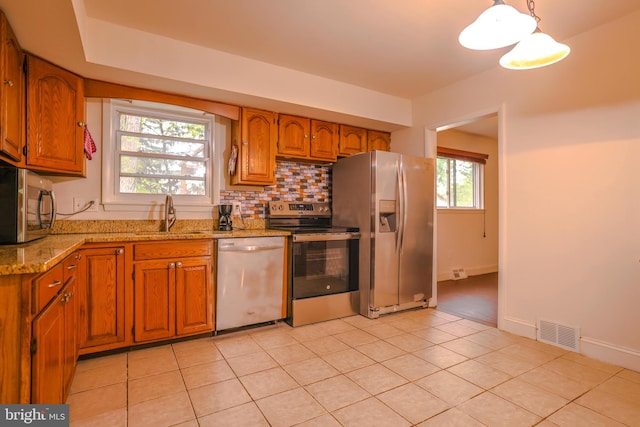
[437, 157, 482, 208]
[117, 111, 209, 196]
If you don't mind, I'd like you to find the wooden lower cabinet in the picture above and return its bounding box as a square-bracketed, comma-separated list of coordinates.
[133, 240, 213, 343]
[175, 258, 213, 335]
[31, 288, 66, 403]
[31, 252, 80, 404]
[78, 245, 127, 354]
[133, 259, 175, 342]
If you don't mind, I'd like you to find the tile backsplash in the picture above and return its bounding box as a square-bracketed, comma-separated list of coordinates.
[221, 160, 331, 218]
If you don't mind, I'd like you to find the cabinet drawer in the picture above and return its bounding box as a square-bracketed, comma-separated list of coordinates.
[134, 240, 213, 260]
[33, 263, 64, 313]
[63, 252, 81, 282]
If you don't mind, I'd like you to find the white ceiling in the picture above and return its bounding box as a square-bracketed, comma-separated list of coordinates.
[78, 0, 639, 98]
[1, 0, 638, 135]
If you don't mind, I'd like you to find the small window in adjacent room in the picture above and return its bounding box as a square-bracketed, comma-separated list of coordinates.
[436, 147, 488, 209]
[102, 100, 216, 210]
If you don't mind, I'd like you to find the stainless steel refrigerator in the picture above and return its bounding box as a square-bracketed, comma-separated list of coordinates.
[332, 150, 434, 318]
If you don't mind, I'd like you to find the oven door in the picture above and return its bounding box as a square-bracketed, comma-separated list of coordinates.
[291, 235, 359, 300]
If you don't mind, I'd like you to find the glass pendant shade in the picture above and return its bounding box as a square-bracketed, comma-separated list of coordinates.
[499, 31, 570, 69]
[459, 2, 537, 50]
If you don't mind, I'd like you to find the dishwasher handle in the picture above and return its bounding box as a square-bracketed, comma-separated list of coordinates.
[218, 244, 283, 252]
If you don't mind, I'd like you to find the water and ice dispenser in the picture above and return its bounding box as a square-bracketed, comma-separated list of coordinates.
[378, 200, 396, 233]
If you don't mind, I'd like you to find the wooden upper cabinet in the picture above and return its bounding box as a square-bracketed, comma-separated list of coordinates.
[310, 120, 338, 161]
[338, 125, 367, 156]
[26, 55, 85, 176]
[277, 115, 338, 162]
[0, 12, 24, 163]
[231, 107, 277, 185]
[278, 114, 309, 158]
[367, 130, 391, 152]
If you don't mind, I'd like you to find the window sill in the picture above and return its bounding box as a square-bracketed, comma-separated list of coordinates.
[103, 202, 214, 213]
[437, 208, 485, 215]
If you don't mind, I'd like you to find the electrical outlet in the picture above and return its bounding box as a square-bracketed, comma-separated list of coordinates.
[73, 197, 98, 212]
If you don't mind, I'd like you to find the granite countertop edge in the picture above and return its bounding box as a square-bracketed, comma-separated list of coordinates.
[0, 229, 290, 276]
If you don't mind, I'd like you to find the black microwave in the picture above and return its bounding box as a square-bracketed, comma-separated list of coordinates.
[0, 166, 56, 244]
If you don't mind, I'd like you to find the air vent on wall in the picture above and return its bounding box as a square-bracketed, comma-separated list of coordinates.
[537, 319, 580, 352]
[450, 268, 468, 280]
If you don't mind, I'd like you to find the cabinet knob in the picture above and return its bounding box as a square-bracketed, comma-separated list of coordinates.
[3, 79, 14, 87]
[304, 134, 309, 139]
[168, 262, 175, 268]
[116, 248, 124, 255]
[176, 261, 183, 268]
[77, 121, 86, 127]
[312, 135, 317, 139]
[66, 264, 78, 270]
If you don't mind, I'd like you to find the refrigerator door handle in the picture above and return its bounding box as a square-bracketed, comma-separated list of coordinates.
[397, 158, 405, 257]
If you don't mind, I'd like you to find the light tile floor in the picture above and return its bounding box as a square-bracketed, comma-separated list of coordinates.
[67, 308, 640, 426]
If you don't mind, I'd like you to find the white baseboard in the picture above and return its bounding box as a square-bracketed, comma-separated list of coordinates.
[500, 317, 640, 371]
[580, 336, 640, 372]
[501, 316, 537, 339]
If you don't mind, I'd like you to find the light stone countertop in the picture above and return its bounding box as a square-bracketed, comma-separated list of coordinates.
[0, 229, 290, 276]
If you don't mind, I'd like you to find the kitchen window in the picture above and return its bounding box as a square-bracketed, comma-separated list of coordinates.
[102, 100, 217, 210]
[436, 147, 488, 209]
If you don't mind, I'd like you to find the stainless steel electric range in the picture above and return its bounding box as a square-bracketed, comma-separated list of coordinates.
[267, 202, 360, 327]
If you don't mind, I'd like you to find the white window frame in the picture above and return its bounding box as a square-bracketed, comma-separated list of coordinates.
[437, 157, 485, 210]
[101, 99, 219, 212]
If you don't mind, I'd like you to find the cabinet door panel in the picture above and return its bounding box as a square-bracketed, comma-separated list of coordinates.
[338, 125, 367, 156]
[79, 247, 126, 351]
[31, 292, 65, 404]
[175, 258, 212, 335]
[232, 108, 277, 185]
[278, 115, 309, 158]
[62, 277, 78, 398]
[310, 120, 338, 161]
[26, 55, 85, 175]
[134, 261, 175, 342]
[0, 13, 24, 162]
[367, 130, 391, 152]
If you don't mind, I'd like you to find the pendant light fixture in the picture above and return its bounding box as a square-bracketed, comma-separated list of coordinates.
[499, 0, 570, 69]
[459, 0, 537, 50]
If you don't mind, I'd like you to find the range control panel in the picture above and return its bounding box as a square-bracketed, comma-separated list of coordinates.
[268, 202, 331, 217]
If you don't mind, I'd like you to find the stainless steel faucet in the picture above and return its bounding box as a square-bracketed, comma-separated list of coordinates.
[164, 194, 176, 232]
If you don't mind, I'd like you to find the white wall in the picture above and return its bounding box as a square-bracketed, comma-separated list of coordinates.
[393, 11, 640, 370]
[436, 130, 499, 281]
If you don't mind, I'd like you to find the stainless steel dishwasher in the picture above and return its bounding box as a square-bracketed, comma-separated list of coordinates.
[216, 236, 285, 331]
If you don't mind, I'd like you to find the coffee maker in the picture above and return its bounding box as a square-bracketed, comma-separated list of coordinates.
[218, 204, 233, 231]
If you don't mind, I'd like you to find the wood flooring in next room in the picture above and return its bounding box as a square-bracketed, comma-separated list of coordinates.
[437, 273, 498, 327]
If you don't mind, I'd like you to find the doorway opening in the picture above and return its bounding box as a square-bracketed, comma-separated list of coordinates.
[430, 112, 500, 327]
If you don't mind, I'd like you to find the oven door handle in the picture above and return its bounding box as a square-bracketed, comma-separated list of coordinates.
[293, 233, 360, 242]
[218, 245, 283, 252]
